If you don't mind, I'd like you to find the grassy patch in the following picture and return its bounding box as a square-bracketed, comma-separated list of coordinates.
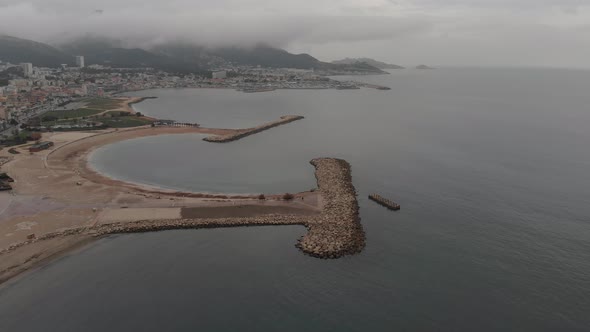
[103, 110, 130, 117]
[40, 98, 124, 121]
[42, 108, 104, 121]
[98, 116, 153, 128]
[38, 115, 151, 130]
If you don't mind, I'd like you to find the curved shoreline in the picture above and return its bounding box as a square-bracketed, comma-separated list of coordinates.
[0, 122, 316, 253]
[71, 128, 260, 199]
[0, 158, 364, 284]
[60, 116, 305, 197]
[92, 158, 363, 259]
[1, 158, 362, 256]
[0, 112, 363, 285]
[53, 126, 301, 199]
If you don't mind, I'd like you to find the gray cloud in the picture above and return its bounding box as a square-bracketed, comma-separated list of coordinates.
[0, 2, 431, 46]
[1, 0, 590, 67]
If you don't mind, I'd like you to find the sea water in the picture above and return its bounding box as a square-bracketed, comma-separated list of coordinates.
[1, 68, 589, 331]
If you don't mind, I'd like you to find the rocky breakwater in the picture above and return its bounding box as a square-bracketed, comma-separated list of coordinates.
[203, 115, 304, 143]
[0, 158, 364, 266]
[93, 215, 307, 237]
[296, 158, 365, 258]
[95, 157, 364, 259]
[128, 96, 157, 106]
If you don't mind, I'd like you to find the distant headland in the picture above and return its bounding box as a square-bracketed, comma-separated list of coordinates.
[332, 57, 404, 69]
[416, 64, 435, 70]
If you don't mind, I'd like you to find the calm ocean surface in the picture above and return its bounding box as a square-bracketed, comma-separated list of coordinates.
[1, 68, 590, 331]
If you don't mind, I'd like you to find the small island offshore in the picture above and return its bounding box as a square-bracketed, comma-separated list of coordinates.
[0, 98, 365, 284]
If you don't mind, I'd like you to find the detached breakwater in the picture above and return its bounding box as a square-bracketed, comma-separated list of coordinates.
[368, 194, 400, 210]
[0, 158, 364, 269]
[203, 115, 304, 143]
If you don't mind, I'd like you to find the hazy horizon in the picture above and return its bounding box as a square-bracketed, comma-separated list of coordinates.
[1, 0, 590, 68]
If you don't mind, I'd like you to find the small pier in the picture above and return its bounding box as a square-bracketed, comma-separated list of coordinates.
[368, 194, 400, 210]
[204, 115, 304, 143]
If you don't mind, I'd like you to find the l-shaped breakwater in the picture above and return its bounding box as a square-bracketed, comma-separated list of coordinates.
[0, 158, 364, 280]
[91, 158, 364, 259]
[203, 115, 304, 143]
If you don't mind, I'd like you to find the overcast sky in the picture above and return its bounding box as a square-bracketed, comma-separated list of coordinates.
[1, 0, 590, 67]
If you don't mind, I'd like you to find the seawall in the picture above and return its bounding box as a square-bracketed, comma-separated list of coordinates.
[203, 115, 304, 143]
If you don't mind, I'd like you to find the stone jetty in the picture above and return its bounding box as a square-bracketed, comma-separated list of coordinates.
[0, 158, 365, 260]
[296, 158, 365, 258]
[204, 115, 304, 143]
[368, 194, 400, 210]
[128, 96, 157, 105]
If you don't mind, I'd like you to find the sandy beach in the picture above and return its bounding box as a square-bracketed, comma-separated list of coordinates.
[0, 122, 326, 283]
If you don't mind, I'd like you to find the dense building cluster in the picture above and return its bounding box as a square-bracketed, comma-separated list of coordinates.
[0, 58, 366, 137]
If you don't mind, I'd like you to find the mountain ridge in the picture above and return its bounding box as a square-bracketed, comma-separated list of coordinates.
[0, 35, 386, 74]
[332, 57, 404, 69]
[0, 35, 72, 66]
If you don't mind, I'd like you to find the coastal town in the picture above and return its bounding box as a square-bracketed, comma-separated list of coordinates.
[0, 39, 409, 287]
[1, 2, 588, 330]
[0, 53, 376, 283]
[0, 56, 390, 141]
